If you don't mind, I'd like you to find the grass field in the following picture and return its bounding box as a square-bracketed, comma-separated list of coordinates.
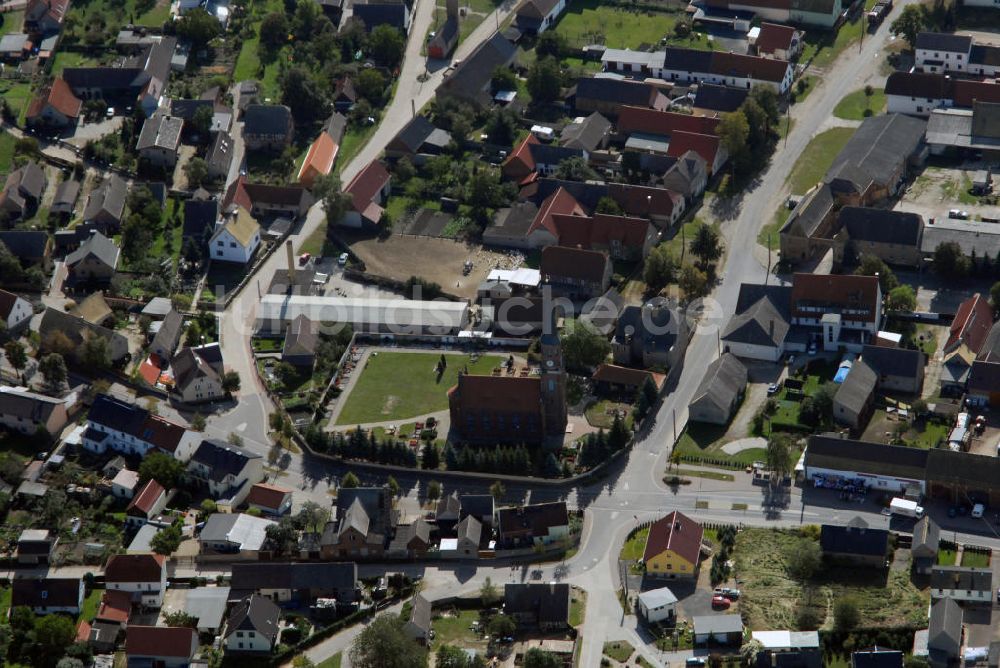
[570, 588, 586, 627]
[936, 546, 957, 566]
[233, 0, 285, 99]
[960, 549, 991, 568]
[553, 0, 715, 50]
[79, 588, 103, 623]
[758, 207, 789, 248]
[0, 82, 32, 126]
[620, 526, 649, 561]
[335, 351, 503, 425]
[0, 132, 17, 179]
[49, 51, 102, 76]
[317, 653, 342, 668]
[430, 609, 487, 649]
[0, 10, 23, 35]
[787, 127, 856, 195]
[736, 527, 928, 631]
[833, 88, 887, 120]
[603, 641, 634, 663]
[335, 124, 378, 177]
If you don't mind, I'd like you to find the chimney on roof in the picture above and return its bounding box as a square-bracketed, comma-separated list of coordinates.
[769, 319, 774, 338]
[285, 240, 295, 288]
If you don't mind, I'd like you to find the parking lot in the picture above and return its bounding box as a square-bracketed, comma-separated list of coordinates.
[895, 163, 998, 223]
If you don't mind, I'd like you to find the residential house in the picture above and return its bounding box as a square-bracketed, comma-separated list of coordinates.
[125, 626, 198, 668]
[51, 180, 80, 218]
[427, 0, 458, 58]
[111, 468, 140, 500]
[282, 314, 317, 367]
[199, 513, 276, 558]
[963, 360, 1000, 407]
[859, 344, 925, 394]
[780, 114, 927, 264]
[206, 131, 235, 181]
[561, 112, 612, 152]
[11, 577, 82, 614]
[692, 615, 744, 645]
[16, 529, 56, 565]
[688, 353, 748, 425]
[591, 364, 666, 397]
[352, 1, 411, 33]
[0, 289, 32, 334]
[26, 78, 82, 129]
[504, 583, 569, 630]
[502, 134, 585, 181]
[38, 309, 129, 365]
[0, 33, 30, 61]
[223, 594, 280, 654]
[209, 206, 261, 264]
[341, 160, 392, 229]
[661, 150, 708, 203]
[927, 597, 963, 666]
[82, 393, 201, 461]
[514, 0, 566, 35]
[642, 511, 703, 579]
[183, 189, 220, 253]
[230, 562, 359, 604]
[83, 174, 128, 233]
[886, 72, 1000, 117]
[297, 132, 339, 188]
[611, 301, 689, 369]
[172, 343, 227, 404]
[750, 631, 822, 668]
[540, 245, 611, 298]
[125, 479, 168, 528]
[912, 32, 1000, 77]
[405, 594, 432, 643]
[449, 515, 482, 557]
[573, 77, 668, 117]
[833, 360, 878, 430]
[834, 207, 925, 268]
[65, 231, 120, 284]
[819, 517, 889, 566]
[149, 309, 183, 361]
[243, 104, 294, 151]
[0, 161, 46, 221]
[941, 293, 993, 393]
[186, 438, 263, 506]
[182, 587, 230, 634]
[332, 77, 358, 112]
[96, 589, 132, 628]
[912, 516, 941, 575]
[496, 501, 569, 548]
[0, 386, 72, 438]
[437, 33, 517, 108]
[24, 0, 69, 34]
[753, 23, 802, 60]
[607, 48, 794, 94]
[323, 111, 348, 143]
[246, 482, 294, 516]
[136, 113, 183, 167]
[0, 230, 51, 272]
[105, 553, 168, 607]
[320, 486, 396, 558]
[459, 494, 496, 527]
[929, 566, 993, 604]
[692, 83, 748, 113]
[62, 38, 176, 116]
[547, 211, 657, 260]
[223, 177, 315, 220]
[637, 586, 678, 624]
[384, 115, 452, 162]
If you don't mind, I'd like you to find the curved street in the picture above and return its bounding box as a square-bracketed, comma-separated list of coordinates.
[198, 0, 986, 665]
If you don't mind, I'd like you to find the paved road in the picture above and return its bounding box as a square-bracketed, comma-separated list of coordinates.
[204, 0, 939, 664]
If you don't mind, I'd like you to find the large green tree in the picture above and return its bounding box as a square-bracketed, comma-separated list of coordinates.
[891, 5, 926, 48]
[39, 353, 67, 395]
[368, 25, 405, 66]
[176, 7, 220, 49]
[526, 57, 563, 104]
[349, 613, 428, 668]
[690, 223, 723, 268]
[138, 452, 184, 489]
[560, 321, 611, 371]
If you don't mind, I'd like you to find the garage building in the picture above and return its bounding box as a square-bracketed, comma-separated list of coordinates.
[256, 295, 470, 336]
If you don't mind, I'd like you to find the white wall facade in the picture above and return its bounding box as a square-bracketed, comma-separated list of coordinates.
[210, 227, 259, 264]
[804, 464, 926, 495]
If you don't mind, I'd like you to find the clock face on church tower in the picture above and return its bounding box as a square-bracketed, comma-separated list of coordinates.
[546, 360, 553, 367]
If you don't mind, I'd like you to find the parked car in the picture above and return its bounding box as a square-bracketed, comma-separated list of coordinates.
[338, 253, 349, 266]
[948, 209, 969, 220]
[808, 342, 817, 355]
[767, 383, 779, 396]
[714, 587, 741, 600]
[686, 659, 707, 667]
[711, 595, 731, 609]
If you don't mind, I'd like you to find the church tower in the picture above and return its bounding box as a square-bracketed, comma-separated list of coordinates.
[539, 332, 567, 437]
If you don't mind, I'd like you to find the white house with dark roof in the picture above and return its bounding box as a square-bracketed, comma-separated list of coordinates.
[223, 594, 281, 653]
[186, 438, 263, 508]
[688, 353, 748, 425]
[0, 288, 32, 333]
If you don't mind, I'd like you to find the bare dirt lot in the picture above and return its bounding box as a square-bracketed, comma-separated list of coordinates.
[345, 233, 524, 300]
[895, 163, 993, 222]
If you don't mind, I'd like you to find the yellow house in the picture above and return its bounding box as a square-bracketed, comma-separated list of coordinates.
[642, 511, 704, 578]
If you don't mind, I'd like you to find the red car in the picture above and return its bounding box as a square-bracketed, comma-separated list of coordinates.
[711, 595, 731, 609]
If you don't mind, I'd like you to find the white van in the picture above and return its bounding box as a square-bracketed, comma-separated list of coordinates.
[972, 503, 985, 519]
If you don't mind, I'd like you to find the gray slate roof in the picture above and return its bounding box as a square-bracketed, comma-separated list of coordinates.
[860, 344, 925, 380]
[137, 114, 183, 152]
[224, 594, 280, 642]
[839, 207, 924, 246]
[834, 360, 878, 416]
[690, 353, 747, 414]
[84, 175, 127, 224]
[915, 32, 971, 53]
[561, 112, 611, 151]
[65, 231, 120, 269]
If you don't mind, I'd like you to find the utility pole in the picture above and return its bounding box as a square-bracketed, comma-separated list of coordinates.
[672, 407, 677, 444]
[767, 233, 772, 284]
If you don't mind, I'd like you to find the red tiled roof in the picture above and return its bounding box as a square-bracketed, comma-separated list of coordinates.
[755, 22, 797, 55]
[126, 626, 198, 659]
[592, 363, 665, 390]
[97, 590, 132, 624]
[75, 621, 91, 644]
[540, 245, 609, 283]
[947, 293, 993, 354]
[527, 187, 586, 237]
[126, 479, 165, 516]
[790, 273, 880, 323]
[710, 51, 791, 83]
[953, 79, 1000, 107]
[666, 131, 720, 168]
[297, 133, 339, 188]
[141, 414, 188, 454]
[616, 107, 719, 137]
[449, 374, 542, 414]
[642, 510, 703, 565]
[27, 78, 82, 121]
[607, 183, 681, 219]
[223, 176, 254, 211]
[246, 482, 292, 511]
[344, 159, 390, 215]
[105, 554, 165, 583]
[549, 212, 652, 251]
[502, 134, 540, 177]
